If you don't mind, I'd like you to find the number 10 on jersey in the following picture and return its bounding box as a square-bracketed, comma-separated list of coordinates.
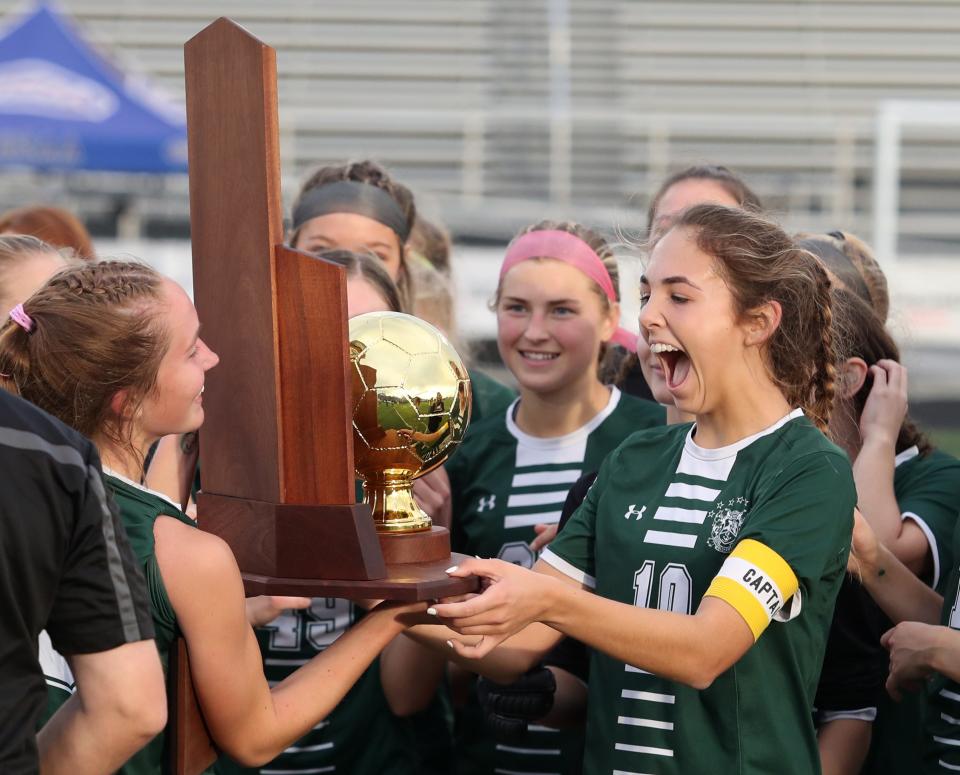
[633, 561, 693, 615]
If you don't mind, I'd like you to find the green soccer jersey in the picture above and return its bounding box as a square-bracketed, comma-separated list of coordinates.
[105, 471, 206, 775]
[864, 446, 960, 775]
[543, 409, 855, 775]
[924, 519, 960, 773]
[217, 600, 419, 775]
[446, 387, 664, 775]
[894, 447, 960, 594]
[449, 387, 665, 567]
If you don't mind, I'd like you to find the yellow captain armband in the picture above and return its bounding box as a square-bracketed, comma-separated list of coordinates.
[704, 539, 800, 640]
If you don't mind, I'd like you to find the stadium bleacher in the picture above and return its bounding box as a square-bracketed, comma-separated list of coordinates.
[0, 0, 959, 253]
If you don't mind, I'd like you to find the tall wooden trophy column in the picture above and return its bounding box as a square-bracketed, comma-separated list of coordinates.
[174, 17, 475, 775]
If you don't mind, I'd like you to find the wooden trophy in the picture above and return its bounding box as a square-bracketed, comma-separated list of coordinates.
[174, 18, 475, 774]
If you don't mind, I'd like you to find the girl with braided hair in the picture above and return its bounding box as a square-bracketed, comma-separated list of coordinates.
[612, 164, 766, 400]
[405, 204, 855, 775]
[0, 261, 424, 774]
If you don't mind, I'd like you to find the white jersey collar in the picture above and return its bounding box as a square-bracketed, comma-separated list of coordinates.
[685, 408, 804, 461]
[505, 386, 622, 450]
[102, 467, 182, 510]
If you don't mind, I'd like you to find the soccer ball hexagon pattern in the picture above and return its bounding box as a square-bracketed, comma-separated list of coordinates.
[349, 311, 471, 480]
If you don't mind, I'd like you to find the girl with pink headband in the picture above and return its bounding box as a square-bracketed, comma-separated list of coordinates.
[441, 220, 665, 775]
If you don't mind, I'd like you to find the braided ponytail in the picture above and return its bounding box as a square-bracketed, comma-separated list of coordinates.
[805, 264, 837, 432]
[0, 260, 167, 461]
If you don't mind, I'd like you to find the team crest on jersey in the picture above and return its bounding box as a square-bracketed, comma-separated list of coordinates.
[706, 497, 750, 553]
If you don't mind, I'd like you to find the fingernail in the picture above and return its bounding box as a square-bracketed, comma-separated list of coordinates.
[446, 640, 454, 649]
[445, 565, 458, 574]
[427, 607, 437, 616]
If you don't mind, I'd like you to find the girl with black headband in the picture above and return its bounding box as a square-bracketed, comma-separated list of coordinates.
[288, 160, 515, 426]
[288, 160, 416, 308]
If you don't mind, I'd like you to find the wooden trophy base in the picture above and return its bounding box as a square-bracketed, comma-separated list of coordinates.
[241, 528, 474, 601]
[199, 493, 477, 600]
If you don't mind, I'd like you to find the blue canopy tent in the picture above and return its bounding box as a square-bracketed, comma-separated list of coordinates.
[0, 3, 187, 173]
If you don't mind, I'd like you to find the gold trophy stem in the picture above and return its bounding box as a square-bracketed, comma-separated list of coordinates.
[363, 474, 433, 533]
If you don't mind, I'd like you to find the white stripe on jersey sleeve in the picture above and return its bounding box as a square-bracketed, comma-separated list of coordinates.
[540, 547, 596, 588]
[902, 511, 941, 591]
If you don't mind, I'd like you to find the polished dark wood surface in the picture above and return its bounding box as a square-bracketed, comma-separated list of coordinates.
[185, 17, 285, 504]
[379, 526, 451, 565]
[198, 493, 386, 580]
[241, 553, 476, 600]
[168, 638, 217, 775]
[274, 245, 355, 504]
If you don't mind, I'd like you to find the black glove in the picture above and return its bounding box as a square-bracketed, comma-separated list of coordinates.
[476, 665, 557, 741]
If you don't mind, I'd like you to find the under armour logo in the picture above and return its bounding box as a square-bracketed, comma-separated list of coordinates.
[624, 504, 646, 520]
[477, 494, 497, 512]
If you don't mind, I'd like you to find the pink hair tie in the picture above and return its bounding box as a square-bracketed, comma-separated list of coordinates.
[500, 230, 638, 353]
[9, 304, 34, 333]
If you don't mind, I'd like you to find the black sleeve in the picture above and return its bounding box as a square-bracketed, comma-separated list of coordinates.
[46, 448, 154, 655]
[543, 472, 598, 684]
[558, 472, 598, 532]
[814, 574, 888, 719]
[543, 635, 590, 684]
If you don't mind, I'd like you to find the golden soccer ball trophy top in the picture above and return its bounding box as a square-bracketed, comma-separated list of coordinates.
[349, 312, 472, 533]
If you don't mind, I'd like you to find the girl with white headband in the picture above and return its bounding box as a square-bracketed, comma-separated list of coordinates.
[444, 220, 665, 775]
